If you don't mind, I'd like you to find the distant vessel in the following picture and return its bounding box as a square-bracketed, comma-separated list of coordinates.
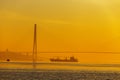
[50, 56, 78, 62]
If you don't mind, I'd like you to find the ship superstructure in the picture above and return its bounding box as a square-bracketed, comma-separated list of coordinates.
[50, 56, 78, 62]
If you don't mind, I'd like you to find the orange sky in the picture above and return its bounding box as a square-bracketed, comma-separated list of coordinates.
[0, 0, 120, 63]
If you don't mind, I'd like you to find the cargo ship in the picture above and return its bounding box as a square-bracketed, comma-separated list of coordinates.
[50, 56, 78, 62]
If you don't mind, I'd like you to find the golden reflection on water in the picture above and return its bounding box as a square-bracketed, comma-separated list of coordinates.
[1, 63, 120, 71]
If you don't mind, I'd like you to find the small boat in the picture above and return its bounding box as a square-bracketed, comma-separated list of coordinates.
[50, 56, 78, 62]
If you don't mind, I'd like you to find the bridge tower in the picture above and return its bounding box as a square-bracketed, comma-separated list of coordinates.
[33, 24, 37, 69]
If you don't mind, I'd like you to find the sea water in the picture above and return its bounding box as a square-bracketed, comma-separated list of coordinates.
[1, 62, 120, 72]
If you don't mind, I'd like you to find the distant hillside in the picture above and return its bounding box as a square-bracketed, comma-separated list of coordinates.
[0, 51, 33, 62]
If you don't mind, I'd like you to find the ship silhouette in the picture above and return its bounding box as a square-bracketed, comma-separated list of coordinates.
[50, 56, 78, 62]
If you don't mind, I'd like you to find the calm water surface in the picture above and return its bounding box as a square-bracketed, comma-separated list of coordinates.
[1, 62, 120, 71]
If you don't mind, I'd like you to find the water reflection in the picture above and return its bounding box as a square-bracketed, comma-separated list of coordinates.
[1, 62, 120, 71]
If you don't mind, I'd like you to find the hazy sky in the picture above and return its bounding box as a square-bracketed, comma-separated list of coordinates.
[0, 0, 120, 52]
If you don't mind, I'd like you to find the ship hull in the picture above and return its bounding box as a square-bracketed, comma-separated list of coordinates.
[50, 59, 78, 62]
